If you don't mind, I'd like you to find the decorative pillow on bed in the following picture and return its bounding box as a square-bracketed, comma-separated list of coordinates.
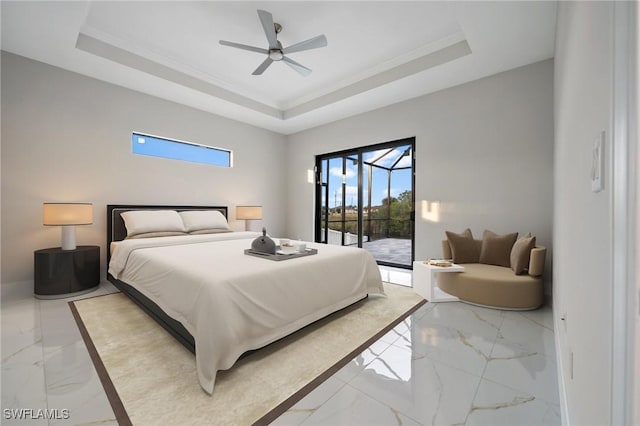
[121, 210, 186, 237]
[189, 228, 233, 235]
[126, 231, 188, 239]
[445, 228, 480, 264]
[179, 210, 231, 232]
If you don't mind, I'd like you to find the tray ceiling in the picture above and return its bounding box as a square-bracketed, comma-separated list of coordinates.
[1, 1, 556, 134]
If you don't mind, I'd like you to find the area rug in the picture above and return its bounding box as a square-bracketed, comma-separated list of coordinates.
[70, 283, 425, 426]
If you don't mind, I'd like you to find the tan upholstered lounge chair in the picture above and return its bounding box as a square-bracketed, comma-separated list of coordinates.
[438, 239, 546, 310]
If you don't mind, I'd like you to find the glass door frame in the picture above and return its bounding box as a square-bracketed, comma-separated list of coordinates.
[314, 137, 416, 269]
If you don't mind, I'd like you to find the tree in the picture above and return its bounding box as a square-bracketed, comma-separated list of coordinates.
[389, 190, 412, 237]
[369, 190, 412, 238]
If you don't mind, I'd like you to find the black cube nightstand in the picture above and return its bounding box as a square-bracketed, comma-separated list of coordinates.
[34, 245, 100, 299]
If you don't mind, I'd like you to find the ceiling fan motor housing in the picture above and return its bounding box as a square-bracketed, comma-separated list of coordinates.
[269, 49, 284, 61]
[269, 40, 284, 61]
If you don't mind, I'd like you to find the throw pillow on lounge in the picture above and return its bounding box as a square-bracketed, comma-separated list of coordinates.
[444, 228, 480, 264]
[479, 230, 518, 267]
[510, 233, 537, 275]
[439, 229, 545, 310]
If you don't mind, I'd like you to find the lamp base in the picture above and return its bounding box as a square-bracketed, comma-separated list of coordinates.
[245, 220, 263, 232]
[61, 226, 77, 250]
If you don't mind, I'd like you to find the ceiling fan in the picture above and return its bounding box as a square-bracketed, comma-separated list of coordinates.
[219, 9, 327, 77]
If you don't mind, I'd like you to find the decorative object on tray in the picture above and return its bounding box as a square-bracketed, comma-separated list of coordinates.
[251, 227, 276, 254]
[279, 239, 293, 253]
[245, 246, 318, 261]
[424, 259, 453, 267]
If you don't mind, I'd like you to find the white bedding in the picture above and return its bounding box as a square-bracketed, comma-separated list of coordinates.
[108, 233, 384, 394]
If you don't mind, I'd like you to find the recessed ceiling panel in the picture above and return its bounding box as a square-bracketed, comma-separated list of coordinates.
[1, 1, 556, 134]
[80, 1, 463, 107]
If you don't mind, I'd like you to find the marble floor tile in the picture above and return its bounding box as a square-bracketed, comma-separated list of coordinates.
[398, 321, 495, 377]
[271, 376, 347, 425]
[46, 359, 116, 426]
[497, 310, 556, 358]
[377, 322, 409, 346]
[417, 302, 504, 342]
[518, 304, 555, 332]
[2, 298, 42, 358]
[483, 351, 560, 405]
[1, 278, 561, 426]
[2, 282, 118, 426]
[334, 339, 392, 383]
[0, 408, 49, 426]
[1, 342, 48, 426]
[1, 296, 48, 425]
[348, 343, 482, 425]
[39, 301, 85, 356]
[465, 378, 561, 426]
[376, 310, 427, 346]
[43, 340, 95, 396]
[300, 383, 422, 426]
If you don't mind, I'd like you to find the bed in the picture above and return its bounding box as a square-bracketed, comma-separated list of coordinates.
[106, 204, 384, 394]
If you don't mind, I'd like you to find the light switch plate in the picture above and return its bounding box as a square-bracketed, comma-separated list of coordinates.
[591, 131, 605, 192]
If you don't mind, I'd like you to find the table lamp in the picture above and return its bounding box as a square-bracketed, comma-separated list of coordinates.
[43, 203, 93, 250]
[236, 206, 262, 231]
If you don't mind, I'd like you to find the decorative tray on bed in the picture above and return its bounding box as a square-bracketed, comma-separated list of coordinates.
[244, 247, 318, 261]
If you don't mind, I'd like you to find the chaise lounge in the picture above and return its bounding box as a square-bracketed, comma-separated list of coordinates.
[438, 230, 546, 310]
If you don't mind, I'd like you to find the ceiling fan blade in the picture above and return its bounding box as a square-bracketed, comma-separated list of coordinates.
[282, 56, 312, 77]
[219, 40, 268, 55]
[282, 34, 327, 55]
[257, 9, 278, 49]
[252, 57, 274, 75]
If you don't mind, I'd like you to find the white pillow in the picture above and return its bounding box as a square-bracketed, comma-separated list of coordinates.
[179, 210, 230, 232]
[121, 210, 186, 237]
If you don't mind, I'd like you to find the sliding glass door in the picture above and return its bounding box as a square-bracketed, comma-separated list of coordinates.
[315, 138, 415, 268]
[317, 153, 360, 246]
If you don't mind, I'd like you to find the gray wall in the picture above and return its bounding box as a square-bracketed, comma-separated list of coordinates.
[285, 59, 554, 288]
[553, 2, 613, 424]
[1, 52, 287, 284]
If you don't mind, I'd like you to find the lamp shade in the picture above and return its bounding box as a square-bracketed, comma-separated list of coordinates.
[236, 206, 262, 220]
[43, 203, 93, 226]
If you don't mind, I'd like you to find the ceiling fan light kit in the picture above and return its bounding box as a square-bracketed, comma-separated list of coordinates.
[219, 9, 327, 77]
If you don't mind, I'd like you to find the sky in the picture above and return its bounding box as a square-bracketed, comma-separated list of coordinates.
[324, 145, 412, 208]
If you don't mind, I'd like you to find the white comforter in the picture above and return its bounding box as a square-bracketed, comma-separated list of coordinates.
[108, 233, 384, 394]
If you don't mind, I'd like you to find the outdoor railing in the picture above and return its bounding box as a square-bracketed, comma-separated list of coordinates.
[322, 217, 411, 243]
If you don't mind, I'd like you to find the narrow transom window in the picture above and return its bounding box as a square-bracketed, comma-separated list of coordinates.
[132, 132, 232, 167]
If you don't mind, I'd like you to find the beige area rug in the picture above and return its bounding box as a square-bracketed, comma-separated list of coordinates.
[71, 283, 425, 426]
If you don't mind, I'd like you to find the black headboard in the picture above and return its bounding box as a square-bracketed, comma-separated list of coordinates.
[106, 204, 228, 264]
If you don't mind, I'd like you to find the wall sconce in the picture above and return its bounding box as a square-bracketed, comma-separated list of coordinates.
[420, 200, 440, 223]
[236, 206, 263, 231]
[43, 203, 93, 250]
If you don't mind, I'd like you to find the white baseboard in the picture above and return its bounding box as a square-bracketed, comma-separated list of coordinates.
[1, 280, 35, 302]
[553, 302, 571, 425]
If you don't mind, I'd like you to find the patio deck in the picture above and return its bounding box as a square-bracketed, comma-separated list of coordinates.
[362, 238, 412, 266]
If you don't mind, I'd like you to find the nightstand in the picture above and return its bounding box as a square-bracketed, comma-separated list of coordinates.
[34, 245, 100, 299]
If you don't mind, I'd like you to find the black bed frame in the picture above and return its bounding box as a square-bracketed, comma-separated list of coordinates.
[106, 204, 228, 354]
